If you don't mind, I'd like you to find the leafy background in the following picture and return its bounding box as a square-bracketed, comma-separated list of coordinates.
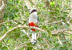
[0, 0, 72, 50]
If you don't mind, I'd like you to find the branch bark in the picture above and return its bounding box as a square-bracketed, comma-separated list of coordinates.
[0, 25, 45, 42]
[0, 24, 72, 42]
[0, 1, 5, 11]
[0, 0, 6, 28]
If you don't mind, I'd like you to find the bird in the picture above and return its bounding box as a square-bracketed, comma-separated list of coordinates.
[29, 8, 39, 44]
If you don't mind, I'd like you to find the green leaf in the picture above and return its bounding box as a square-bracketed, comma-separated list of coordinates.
[26, 42, 32, 46]
[27, 47, 33, 50]
[1, 46, 8, 50]
[8, 39, 13, 43]
[50, 2, 55, 6]
[47, 30, 52, 37]
[70, 48, 72, 50]
[0, 43, 2, 47]
[59, 47, 68, 50]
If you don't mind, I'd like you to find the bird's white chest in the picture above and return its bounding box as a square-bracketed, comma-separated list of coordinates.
[29, 12, 38, 23]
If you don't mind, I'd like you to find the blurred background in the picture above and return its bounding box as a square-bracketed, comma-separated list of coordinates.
[0, 0, 72, 50]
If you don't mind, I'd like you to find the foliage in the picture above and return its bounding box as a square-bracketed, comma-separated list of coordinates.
[0, 0, 72, 50]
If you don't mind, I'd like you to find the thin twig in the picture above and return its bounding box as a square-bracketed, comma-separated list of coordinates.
[43, 20, 65, 25]
[0, 19, 26, 25]
[15, 41, 33, 50]
[57, 36, 63, 45]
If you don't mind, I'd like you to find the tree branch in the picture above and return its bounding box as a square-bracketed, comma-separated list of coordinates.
[0, 1, 5, 11]
[0, 25, 45, 42]
[0, 24, 72, 42]
[51, 29, 72, 35]
[43, 20, 65, 25]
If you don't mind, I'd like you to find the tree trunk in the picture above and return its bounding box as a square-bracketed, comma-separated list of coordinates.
[0, 0, 6, 28]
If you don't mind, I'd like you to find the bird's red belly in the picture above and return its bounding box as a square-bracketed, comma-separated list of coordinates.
[29, 22, 38, 31]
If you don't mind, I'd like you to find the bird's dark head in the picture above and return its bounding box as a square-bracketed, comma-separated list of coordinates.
[31, 9, 37, 13]
[30, 9, 37, 14]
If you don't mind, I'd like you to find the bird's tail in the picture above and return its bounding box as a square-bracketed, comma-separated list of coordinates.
[31, 33, 37, 44]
